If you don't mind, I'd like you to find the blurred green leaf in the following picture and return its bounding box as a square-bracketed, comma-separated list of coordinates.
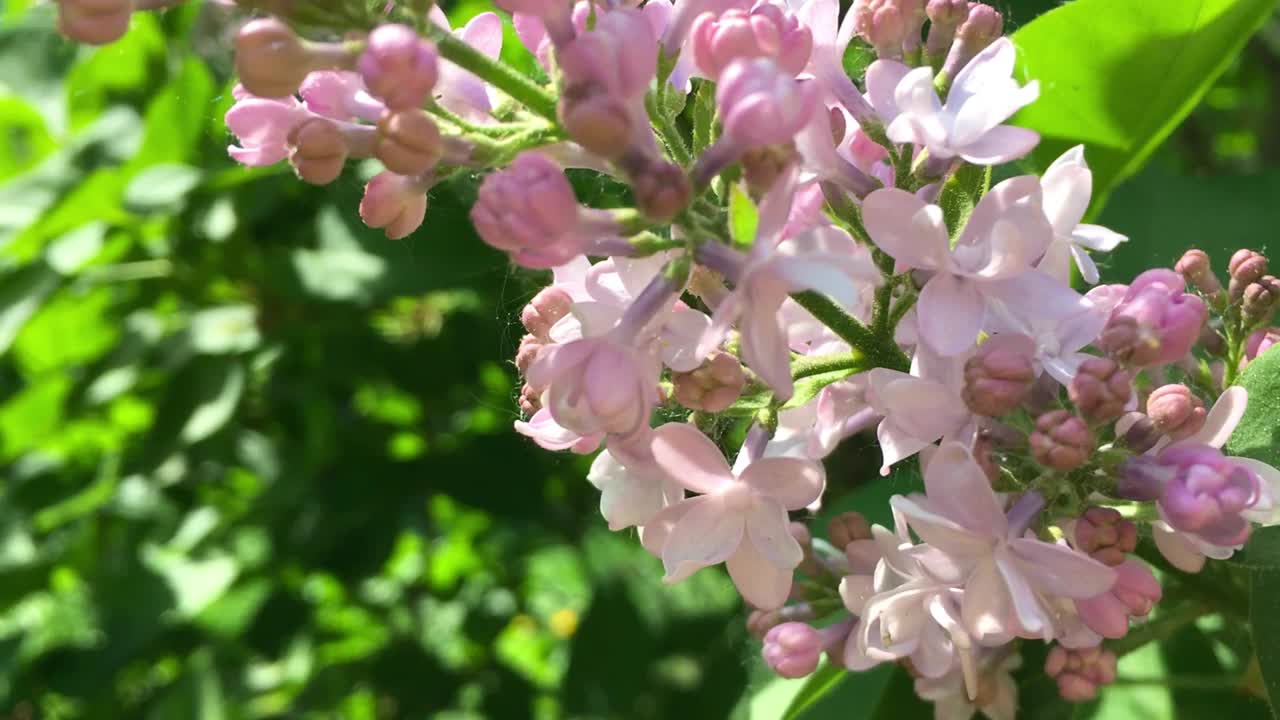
[729, 184, 759, 250]
[187, 305, 261, 355]
[124, 164, 203, 212]
[180, 359, 246, 445]
[1224, 340, 1280, 468]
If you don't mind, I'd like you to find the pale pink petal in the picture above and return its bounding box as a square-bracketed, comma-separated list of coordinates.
[659, 308, 712, 372]
[948, 38, 1016, 109]
[1151, 522, 1206, 573]
[862, 189, 950, 270]
[661, 495, 745, 582]
[726, 540, 794, 609]
[1040, 159, 1091, 234]
[1239, 457, 1280, 524]
[874, 377, 968, 442]
[865, 59, 911, 120]
[961, 558, 1014, 644]
[768, 257, 861, 309]
[1186, 386, 1247, 448]
[923, 443, 1007, 534]
[744, 499, 804, 568]
[1036, 240, 1073, 285]
[1070, 244, 1101, 285]
[514, 408, 603, 452]
[640, 497, 695, 556]
[912, 614, 957, 679]
[993, 548, 1053, 640]
[740, 288, 795, 400]
[1007, 539, 1117, 598]
[918, 273, 985, 356]
[588, 450, 676, 531]
[1072, 224, 1127, 252]
[649, 422, 734, 493]
[512, 13, 550, 69]
[877, 420, 933, 474]
[891, 496, 992, 559]
[740, 457, 825, 509]
[955, 125, 1040, 165]
[461, 12, 503, 57]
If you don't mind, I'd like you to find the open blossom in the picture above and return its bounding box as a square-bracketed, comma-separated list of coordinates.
[640, 423, 825, 609]
[225, 88, 312, 166]
[863, 176, 1054, 356]
[429, 7, 505, 122]
[867, 347, 974, 473]
[866, 38, 1040, 165]
[526, 334, 659, 439]
[1035, 146, 1128, 284]
[514, 407, 603, 454]
[1096, 269, 1207, 367]
[914, 651, 1021, 720]
[892, 443, 1117, 644]
[587, 449, 684, 531]
[985, 274, 1108, 385]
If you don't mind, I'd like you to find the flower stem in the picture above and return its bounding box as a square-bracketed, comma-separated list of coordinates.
[646, 90, 693, 167]
[791, 351, 869, 381]
[792, 291, 909, 372]
[424, 25, 559, 123]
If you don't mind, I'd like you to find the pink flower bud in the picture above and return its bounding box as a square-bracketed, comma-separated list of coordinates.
[827, 511, 872, 550]
[521, 286, 575, 340]
[1075, 559, 1161, 639]
[671, 350, 746, 412]
[495, 0, 570, 19]
[359, 171, 430, 239]
[1073, 506, 1137, 566]
[1157, 443, 1261, 547]
[225, 92, 312, 167]
[924, 0, 967, 64]
[1243, 275, 1280, 323]
[1030, 410, 1092, 471]
[940, 3, 1002, 79]
[288, 118, 348, 185]
[1067, 356, 1132, 423]
[558, 9, 657, 100]
[628, 156, 692, 222]
[852, 0, 908, 58]
[1044, 644, 1117, 702]
[374, 109, 442, 176]
[1097, 269, 1207, 367]
[57, 0, 132, 45]
[235, 19, 336, 99]
[1146, 384, 1206, 441]
[1229, 249, 1268, 300]
[689, 3, 813, 78]
[359, 24, 439, 111]
[717, 58, 819, 148]
[526, 335, 657, 437]
[519, 382, 542, 415]
[1175, 248, 1221, 296]
[962, 338, 1035, 416]
[558, 89, 632, 160]
[1246, 327, 1280, 361]
[472, 152, 588, 268]
[762, 623, 823, 679]
[516, 334, 544, 375]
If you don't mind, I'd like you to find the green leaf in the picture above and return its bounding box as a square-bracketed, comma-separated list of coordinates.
[186, 305, 261, 355]
[1224, 344, 1280, 469]
[937, 163, 990, 238]
[692, 78, 717, 154]
[123, 164, 202, 212]
[776, 662, 895, 720]
[729, 183, 759, 250]
[0, 262, 59, 354]
[1011, 0, 1274, 207]
[782, 367, 865, 411]
[141, 544, 239, 620]
[867, 665, 933, 720]
[180, 360, 245, 445]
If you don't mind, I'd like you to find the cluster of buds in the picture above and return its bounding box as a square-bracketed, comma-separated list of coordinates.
[62, 0, 1280, 713]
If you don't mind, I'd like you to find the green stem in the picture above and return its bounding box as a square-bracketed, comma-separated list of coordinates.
[792, 291, 909, 372]
[646, 91, 693, 167]
[791, 351, 867, 381]
[424, 25, 559, 123]
[1107, 601, 1213, 656]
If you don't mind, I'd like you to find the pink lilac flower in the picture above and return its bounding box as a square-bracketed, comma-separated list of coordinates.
[429, 7, 505, 122]
[689, 1, 814, 78]
[862, 175, 1054, 356]
[514, 407, 604, 453]
[639, 423, 825, 609]
[892, 443, 1117, 644]
[299, 71, 385, 122]
[1074, 558, 1161, 639]
[866, 38, 1040, 165]
[359, 171, 431, 240]
[867, 347, 974, 473]
[914, 651, 1021, 720]
[1034, 146, 1128, 284]
[984, 275, 1108, 385]
[1096, 269, 1207, 367]
[587, 448, 684, 530]
[225, 87, 313, 166]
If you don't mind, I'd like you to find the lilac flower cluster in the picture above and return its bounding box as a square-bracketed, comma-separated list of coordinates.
[59, 0, 1280, 713]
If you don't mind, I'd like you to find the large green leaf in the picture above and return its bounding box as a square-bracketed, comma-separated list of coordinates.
[1224, 344, 1280, 468]
[1011, 0, 1274, 207]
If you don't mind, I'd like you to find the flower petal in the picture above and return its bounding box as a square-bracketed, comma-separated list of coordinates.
[726, 540, 794, 609]
[918, 272, 985, 356]
[649, 423, 733, 493]
[740, 456, 826, 509]
[923, 443, 1008, 535]
[961, 557, 1014, 644]
[862, 189, 950, 270]
[1040, 156, 1092, 233]
[1187, 386, 1247, 449]
[891, 495, 992, 559]
[1151, 522, 1206, 573]
[956, 124, 1040, 165]
[745, 498, 804, 569]
[661, 495, 745, 582]
[1008, 538, 1117, 598]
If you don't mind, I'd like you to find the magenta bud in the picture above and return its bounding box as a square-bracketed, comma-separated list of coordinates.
[762, 623, 823, 679]
[962, 337, 1035, 416]
[717, 58, 819, 148]
[1098, 269, 1207, 367]
[1157, 443, 1261, 546]
[1030, 410, 1092, 471]
[521, 287, 575, 340]
[1229, 249, 1268, 300]
[57, 0, 133, 45]
[852, 0, 908, 58]
[940, 3, 1002, 79]
[359, 171, 430, 239]
[690, 3, 814, 78]
[672, 351, 746, 412]
[558, 9, 658, 101]
[1073, 506, 1137, 566]
[1067, 356, 1133, 423]
[374, 109, 442, 176]
[1045, 645, 1117, 702]
[1175, 248, 1221, 296]
[1146, 384, 1206, 441]
[1075, 559, 1162, 639]
[288, 118, 349, 185]
[472, 153, 586, 269]
[359, 24, 438, 110]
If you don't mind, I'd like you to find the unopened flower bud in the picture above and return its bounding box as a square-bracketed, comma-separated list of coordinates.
[1044, 645, 1117, 702]
[718, 58, 819, 148]
[288, 118, 348, 184]
[1146, 384, 1206, 441]
[359, 171, 430, 239]
[521, 287, 575, 341]
[473, 152, 589, 268]
[1067, 357, 1132, 423]
[1073, 507, 1136, 566]
[671, 350, 746, 412]
[235, 19, 357, 99]
[558, 88, 632, 160]
[359, 24, 438, 110]
[516, 334, 544, 374]
[940, 3, 1002, 81]
[1175, 248, 1221, 296]
[629, 157, 691, 223]
[689, 3, 814, 78]
[1243, 275, 1280, 324]
[1116, 411, 1161, 454]
[741, 145, 798, 196]
[762, 623, 823, 679]
[1030, 410, 1092, 471]
[852, 0, 908, 58]
[1228, 249, 1268, 300]
[375, 109, 442, 176]
[827, 512, 872, 550]
[962, 339, 1035, 416]
[1246, 327, 1280, 361]
[1076, 558, 1161, 638]
[1097, 269, 1206, 367]
[519, 382, 541, 415]
[924, 0, 968, 65]
[57, 0, 132, 45]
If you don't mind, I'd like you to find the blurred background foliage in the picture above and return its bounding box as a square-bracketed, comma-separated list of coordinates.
[0, 0, 1276, 718]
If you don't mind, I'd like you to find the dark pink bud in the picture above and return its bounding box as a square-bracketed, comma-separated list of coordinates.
[236, 19, 311, 98]
[359, 24, 438, 110]
[1044, 644, 1117, 702]
[717, 58, 819, 148]
[519, 382, 541, 416]
[1073, 506, 1137, 566]
[558, 88, 632, 160]
[1074, 559, 1161, 639]
[558, 9, 657, 100]
[762, 623, 823, 679]
[516, 334, 544, 374]
[288, 118, 349, 185]
[1229, 249, 1268, 300]
[1175, 248, 1221, 296]
[521, 287, 575, 340]
[57, 0, 133, 45]
[962, 336, 1035, 416]
[1097, 269, 1206, 367]
[939, 3, 1002, 78]
[374, 109, 442, 176]
[827, 511, 872, 550]
[472, 152, 586, 269]
[852, 0, 908, 58]
[689, 3, 813, 78]
[1146, 384, 1206, 441]
[1067, 356, 1133, 423]
[924, 0, 967, 65]
[1243, 275, 1280, 323]
[628, 157, 692, 223]
[671, 350, 746, 412]
[1157, 443, 1261, 546]
[1030, 410, 1092, 471]
[359, 171, 430, 239]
